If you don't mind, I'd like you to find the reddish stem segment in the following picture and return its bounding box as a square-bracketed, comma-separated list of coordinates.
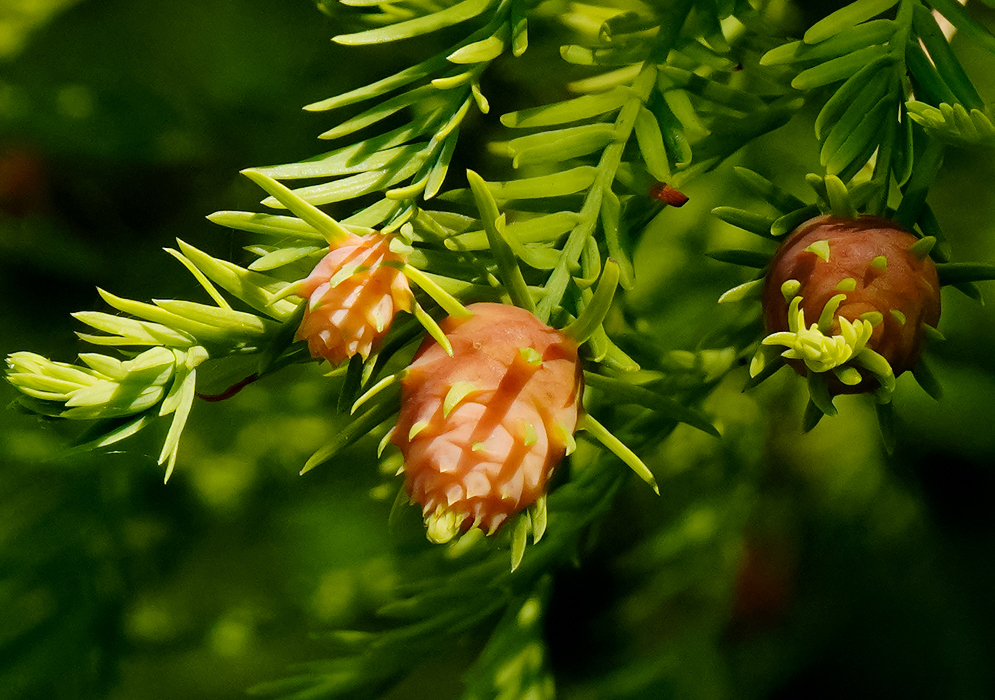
[196, 373, 259, 402]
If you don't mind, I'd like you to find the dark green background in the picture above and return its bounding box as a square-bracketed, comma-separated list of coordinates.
[1, 1, 994, 698]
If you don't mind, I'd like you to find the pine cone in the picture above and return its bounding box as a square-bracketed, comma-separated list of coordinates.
[761, 215, 941, 393]
[392, 303, 582, 543]
[295, 233, 412, 365]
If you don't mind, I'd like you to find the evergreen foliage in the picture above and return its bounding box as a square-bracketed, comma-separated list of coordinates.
[3, 0, 995, 698]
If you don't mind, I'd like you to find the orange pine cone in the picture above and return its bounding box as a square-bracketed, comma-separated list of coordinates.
[762, 215, 941, 391]
[392, 303, 582, 543]
[295, 232, 412, 365]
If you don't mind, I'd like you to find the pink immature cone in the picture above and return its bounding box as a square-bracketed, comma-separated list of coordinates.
[762, 215, 940, 390]
[392, 303, 583, 543]
[295, 232, 412, 365]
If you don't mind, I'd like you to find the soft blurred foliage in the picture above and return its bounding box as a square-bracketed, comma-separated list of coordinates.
[1, 1, 994, 699]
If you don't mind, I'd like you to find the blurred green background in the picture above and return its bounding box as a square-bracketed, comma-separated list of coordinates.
[1, 1, 994, 699]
